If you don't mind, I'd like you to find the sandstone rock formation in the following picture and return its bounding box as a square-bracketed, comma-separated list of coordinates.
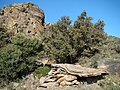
[7, 64, 108, 90]
[51, 64, 108, 77]
[38, 64, 108, 88]
[0, 2, 45, 36]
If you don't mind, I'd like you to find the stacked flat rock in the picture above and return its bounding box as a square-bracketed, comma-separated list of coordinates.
[39, 64, 108, 88]
[11, 64, 108, 89]
[39, 67, 80, 88]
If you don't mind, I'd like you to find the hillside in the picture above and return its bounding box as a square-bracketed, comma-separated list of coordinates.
[0, 2, 120, 90]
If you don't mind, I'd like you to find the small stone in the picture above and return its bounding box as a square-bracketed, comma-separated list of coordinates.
[48, 69, 53, 75]
[45, 75, 57, 82]
[56, 77, 65, 84]
[56, 74, 64, 78]
[39, 77, 46, 84]
[45, 79, 55, 82]
[75, 81, 80, 85]
[40, 82, 56, 88]
[22, 85, 27, 88]
[72, 80, 77, 84]
[72, 80, 80, 85]
[65, 81, 72, 86]
[64, 75, 77, 81]
[13, 82, 19, 87]
[40, 84, 47, 88]
[60, 80, 66, 86]
[53, 71, 60, 75]
[80, 82, 84, 85]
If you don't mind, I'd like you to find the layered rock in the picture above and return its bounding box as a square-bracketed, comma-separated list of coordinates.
[38, 64, 108, 88]
[51, 64, 108, 77]
[8, 64, 108, 90]
[0, 2, 45, 36]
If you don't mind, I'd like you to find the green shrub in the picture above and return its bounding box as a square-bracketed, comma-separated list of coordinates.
[0, 28, 11, 48]
[90, 59, 98, 68]
[42, 18, 76, 63]
[42, 11, 106, 63]
[33, 66, 51, 78]
[99, 75, 120, 90]
[0, 34, 43, 86]
[115, 45, 120, 53]
[90, 54, 101, 68]
[73, 11, 106, 57]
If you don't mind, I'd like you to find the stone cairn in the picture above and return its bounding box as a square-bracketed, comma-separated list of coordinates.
[38, 64, 108, 88]
[39, 68, 79, 88]
[12, 64, 108, 90]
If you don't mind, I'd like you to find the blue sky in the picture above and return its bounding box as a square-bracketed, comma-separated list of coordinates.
[0, 0, 120, 37]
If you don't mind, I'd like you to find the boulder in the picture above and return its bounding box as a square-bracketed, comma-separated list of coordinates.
[72, 80, 80, 85]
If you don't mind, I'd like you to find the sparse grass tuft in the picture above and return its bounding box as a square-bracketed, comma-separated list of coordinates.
[98, 75, 120, 90]
[33, 66, 51, 78]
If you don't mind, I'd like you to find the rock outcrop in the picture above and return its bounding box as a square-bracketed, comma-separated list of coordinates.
[39, 64, 108, 88]
[30, 64, 107, 89]
[0, 2, 45, 36]
[7, 64, 108, 90]
[51, 64, 108, 77]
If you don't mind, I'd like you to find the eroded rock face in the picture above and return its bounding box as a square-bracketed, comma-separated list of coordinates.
[0, 2, 45, 36]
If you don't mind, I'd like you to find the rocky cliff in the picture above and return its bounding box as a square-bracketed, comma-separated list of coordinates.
[0, 2, 45, 36]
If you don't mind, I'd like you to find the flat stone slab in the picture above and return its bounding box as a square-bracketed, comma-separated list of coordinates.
[51, 64, 108, 77]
